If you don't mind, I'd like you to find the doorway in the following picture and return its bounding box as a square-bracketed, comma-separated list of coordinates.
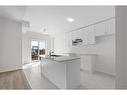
[31, 40, 46, 62]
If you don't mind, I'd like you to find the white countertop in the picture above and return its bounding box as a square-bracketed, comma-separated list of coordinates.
[40, 55, 80, 62]
[80, 54, 97, 56]
[40, 53, 97, 62]
[62, 53, 97, 56]
[53, 56, 80, 62]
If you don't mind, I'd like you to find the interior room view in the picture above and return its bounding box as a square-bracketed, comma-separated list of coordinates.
[0, 6, 126, 89]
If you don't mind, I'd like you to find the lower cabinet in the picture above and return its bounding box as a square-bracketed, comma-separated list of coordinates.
[80, 55, 96, 73]
[41, 58, 80, 89]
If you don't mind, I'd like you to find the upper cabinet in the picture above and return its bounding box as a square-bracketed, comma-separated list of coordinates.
[94, 18, 115, 37]
[105, 19, 115, 35]
[71, 31, 75, 41]
[81, 27, 89, 45]
[81, 26, 95, 45]
[88, 25, 95, 45]
[65, 32, 72, 47]
[94, 21, 106, 36]
[65, 18, 115, 47]
[68, 32, 73, 47]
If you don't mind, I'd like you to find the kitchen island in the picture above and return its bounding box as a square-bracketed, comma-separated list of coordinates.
[40, 55, 81, 89]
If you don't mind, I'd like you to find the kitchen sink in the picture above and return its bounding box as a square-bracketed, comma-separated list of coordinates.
[50, 55, 63, 57]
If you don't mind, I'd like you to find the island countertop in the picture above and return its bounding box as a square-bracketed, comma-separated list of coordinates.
[40, 55, 80, 62]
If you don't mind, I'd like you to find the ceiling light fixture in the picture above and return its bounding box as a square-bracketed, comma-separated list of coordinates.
[67, 17, 75, 23]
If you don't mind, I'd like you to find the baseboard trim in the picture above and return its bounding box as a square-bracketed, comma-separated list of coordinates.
[95, 71, 116, 77]
[0, 67, 23, 73]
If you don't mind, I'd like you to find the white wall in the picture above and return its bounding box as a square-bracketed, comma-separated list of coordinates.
[0, 18, 22, 72]
[54, 32, 67, 54]
[22, 32, 51, 64]
[115, 6, 127, 89]
[54, 33, 115, 76]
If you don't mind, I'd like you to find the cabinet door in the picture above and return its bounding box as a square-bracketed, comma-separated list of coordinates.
[94, 21, 106, 36]
[80, 56, 84, 70]
[88, 26, 95, 44]
[105, 19, 115, 35]
[72, 31, 77, 41]
[77, 29, 83, 45]
[69, 32, 73, 47]
[65, 32, 69, 47]
[76, 29, 82, 39]
[81, 55, 91, 71]
[86, 56, 92, 71]
[110, 19, 115, 34]
[66, 32, 72, 47]
[81, 56, 87, 70]
[81, 27, 89, 45]
[81, 55, 95, 73]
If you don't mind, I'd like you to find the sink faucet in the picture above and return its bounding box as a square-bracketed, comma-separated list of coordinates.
[49, 50, 54, 56]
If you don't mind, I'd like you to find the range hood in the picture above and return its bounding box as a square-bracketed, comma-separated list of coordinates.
[72, 38, 83, 46]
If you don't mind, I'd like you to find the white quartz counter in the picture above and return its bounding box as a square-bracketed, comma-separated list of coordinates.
[80, 54, 97, 56]
[40, 55, 80, 62]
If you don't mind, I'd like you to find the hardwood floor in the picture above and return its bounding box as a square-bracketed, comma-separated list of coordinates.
[0, 62, 115, 89]
[23, 62, 115, 89]
[0, 70, 31, 89]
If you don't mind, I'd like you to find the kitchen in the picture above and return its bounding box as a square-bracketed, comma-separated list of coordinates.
[0, 6, 116, 89]
[22, 6, 115, 89]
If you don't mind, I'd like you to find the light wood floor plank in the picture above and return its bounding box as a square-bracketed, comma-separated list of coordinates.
[0, 70, 31, 89]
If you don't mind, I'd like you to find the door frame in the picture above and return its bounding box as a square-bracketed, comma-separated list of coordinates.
[31, 39, 47, 61]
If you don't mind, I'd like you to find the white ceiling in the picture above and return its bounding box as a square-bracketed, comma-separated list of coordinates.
[0, 6, 26, 21]
[0, 6, 115, 35]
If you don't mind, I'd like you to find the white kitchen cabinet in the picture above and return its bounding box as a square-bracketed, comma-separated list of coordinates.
[76, 29, 83, 46]
[94, 18, 115, 37]
[65, 19, 115, 47]
[65, 32, 69, 47]
[71, 29, 82, 40]
[80, 55, 96, 73]
[81, 27, 89, 45]
[72, 31, 77, 41]
[88, 26, 96, 44]
[71, 29, 84, 46]
[111, 19, 115, 34]
[41, 57, 80, 89]
[65, 32, 72, 47]
[76, 29, 82, 39]
[105, 19, 115, 35]
[69, 32, 73, 47]
[94, 21, 106, 36]
[68, 26, 96, 46]
[81, 26, 95, 45]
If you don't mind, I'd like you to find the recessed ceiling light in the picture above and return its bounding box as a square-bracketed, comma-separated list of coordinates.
[67, 17, 75, 23]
